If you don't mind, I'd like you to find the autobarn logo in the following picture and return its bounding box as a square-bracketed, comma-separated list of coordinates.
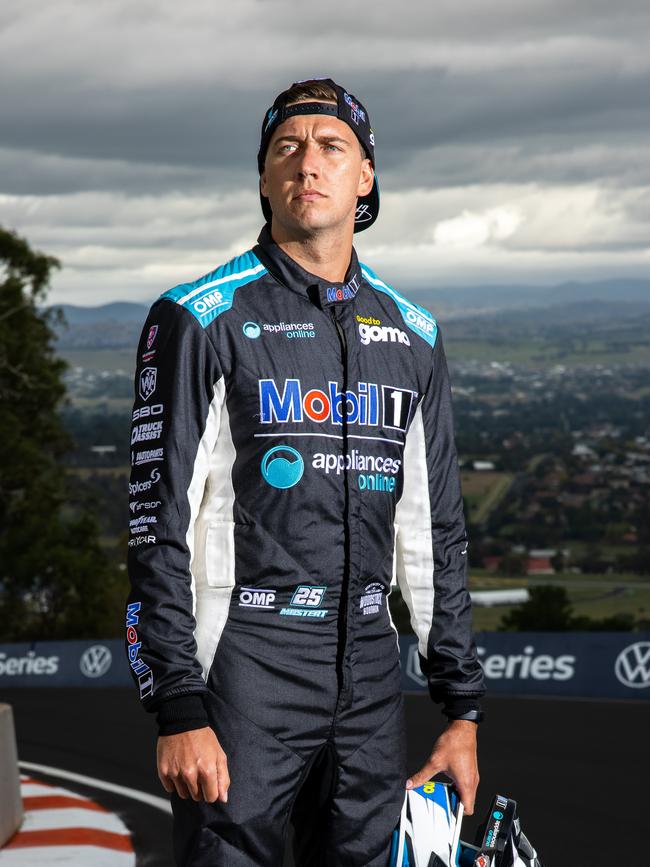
[615, 642, 650, 689]
[80, 645, 112, 679]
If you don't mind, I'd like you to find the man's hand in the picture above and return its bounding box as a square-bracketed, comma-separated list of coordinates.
[157, 726, 230, 804]
[405, 719, 479, 814]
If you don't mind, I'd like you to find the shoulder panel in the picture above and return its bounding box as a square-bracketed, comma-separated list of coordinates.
[160, 249, 268, 327]
[360, 261, 438, 348]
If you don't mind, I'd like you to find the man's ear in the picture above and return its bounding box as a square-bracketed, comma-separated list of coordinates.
[260, 171, 267, 196]
[358, 161, 374, 197]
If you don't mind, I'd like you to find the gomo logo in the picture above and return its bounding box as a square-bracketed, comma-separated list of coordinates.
[80, 645, 112, 679]
[358, 323, 410, 346]
[615, 642, 650, 689]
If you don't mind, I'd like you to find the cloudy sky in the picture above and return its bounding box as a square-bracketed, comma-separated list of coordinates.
[1, 0, 649, 305]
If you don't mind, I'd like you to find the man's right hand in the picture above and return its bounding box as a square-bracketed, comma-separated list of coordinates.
[157, 727, 230, 803]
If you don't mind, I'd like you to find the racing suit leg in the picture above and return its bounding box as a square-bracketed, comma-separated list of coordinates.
[169, 688, 307, 866]
[290, 690, 408, 867]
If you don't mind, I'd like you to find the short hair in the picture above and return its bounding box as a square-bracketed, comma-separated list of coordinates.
[278, 79, 367, 162]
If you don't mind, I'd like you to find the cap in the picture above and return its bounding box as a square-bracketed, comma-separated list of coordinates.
[257, 77, 379, 232]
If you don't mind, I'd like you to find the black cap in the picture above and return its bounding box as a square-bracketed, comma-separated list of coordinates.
[257, 77, 379, 233]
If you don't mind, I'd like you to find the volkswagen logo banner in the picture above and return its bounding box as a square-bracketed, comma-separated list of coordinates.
[400, 632, 650, 701]
[0, 634, 649, 699]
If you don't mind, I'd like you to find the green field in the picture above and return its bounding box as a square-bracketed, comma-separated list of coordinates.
[469, 572, 650, 630]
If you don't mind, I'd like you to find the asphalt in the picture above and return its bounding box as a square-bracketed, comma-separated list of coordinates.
[1, 687, 647, 865]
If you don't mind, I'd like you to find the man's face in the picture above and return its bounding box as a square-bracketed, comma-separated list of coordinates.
[260, 99, 374, 235]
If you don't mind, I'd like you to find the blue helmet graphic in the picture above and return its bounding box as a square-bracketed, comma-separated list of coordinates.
[261, 446, 304, 489]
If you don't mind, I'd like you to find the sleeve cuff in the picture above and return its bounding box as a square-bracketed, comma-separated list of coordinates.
[155, 694, 211, 736]
[440, 696, 484, 719]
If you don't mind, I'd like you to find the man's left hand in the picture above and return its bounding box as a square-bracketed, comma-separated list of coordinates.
[405, 719, 479, 814]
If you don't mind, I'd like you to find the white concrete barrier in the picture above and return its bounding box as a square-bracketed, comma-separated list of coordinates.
[0, 704, 24, 847]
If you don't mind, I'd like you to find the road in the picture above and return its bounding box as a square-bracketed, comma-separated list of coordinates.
[2, 687, 647, 865]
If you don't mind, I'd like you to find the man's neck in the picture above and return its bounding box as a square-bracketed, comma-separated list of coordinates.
[269, 221, 354, 284]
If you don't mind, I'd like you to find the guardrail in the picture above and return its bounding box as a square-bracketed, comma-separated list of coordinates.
[0, 704, 23, 846]
[0, 633, 648, 700]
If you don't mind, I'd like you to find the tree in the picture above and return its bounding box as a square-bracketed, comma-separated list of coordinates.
[498, 585, 575, 631]
[0, 225, 124, 640]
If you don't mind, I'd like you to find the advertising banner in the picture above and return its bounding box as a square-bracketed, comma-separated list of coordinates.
[401, 632, 650, 700]
[1, 633, 649, 700]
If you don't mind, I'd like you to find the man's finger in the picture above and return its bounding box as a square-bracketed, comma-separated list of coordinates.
[174, 778, 191, 800]
[216, 751, 230, 803]
[451, 773, 478, 815]
[405, 758, 445, 790]
[158, 772, 175, 794]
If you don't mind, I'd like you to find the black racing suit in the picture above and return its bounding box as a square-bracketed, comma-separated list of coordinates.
[125, 222, 486, 866]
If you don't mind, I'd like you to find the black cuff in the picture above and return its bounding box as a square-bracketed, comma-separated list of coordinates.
[441, 696, 484, 721]
[155, 694, 210, 736]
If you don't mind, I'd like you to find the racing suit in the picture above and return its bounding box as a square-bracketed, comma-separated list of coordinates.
[125, 221, 486, 866]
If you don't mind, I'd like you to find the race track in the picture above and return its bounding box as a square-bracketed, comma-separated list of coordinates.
[2, 687, 646, 865]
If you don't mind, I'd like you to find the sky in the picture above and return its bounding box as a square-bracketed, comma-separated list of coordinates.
[1, 0, 649, 306]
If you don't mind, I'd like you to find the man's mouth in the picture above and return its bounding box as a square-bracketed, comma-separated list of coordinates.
[294, 190, 325, 200]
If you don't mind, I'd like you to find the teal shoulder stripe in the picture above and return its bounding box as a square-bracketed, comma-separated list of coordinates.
[160, 250, 268, 327]
[359, 262, 438, 348]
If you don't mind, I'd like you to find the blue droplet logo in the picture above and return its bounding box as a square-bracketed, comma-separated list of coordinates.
[243, 321, 261, 339]
[261, 446, 304, 489]
[493, 810, 504, 820]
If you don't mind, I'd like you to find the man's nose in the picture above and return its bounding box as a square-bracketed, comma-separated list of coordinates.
[294, 141, 320, 177]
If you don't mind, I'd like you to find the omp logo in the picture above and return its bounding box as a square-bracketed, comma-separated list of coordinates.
[615, 642, 650, 689]
[358, 323, 410, 347]
[239, 587, 276, 609]
[405, 308, 435, 334]
[80, 645, 112, 679]
[193, 290, 225, 315]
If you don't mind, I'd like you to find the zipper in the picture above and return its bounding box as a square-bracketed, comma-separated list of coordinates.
[329, 308, 351, 702]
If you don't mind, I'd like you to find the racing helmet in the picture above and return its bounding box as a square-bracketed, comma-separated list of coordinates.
[388, 780, 543, 867]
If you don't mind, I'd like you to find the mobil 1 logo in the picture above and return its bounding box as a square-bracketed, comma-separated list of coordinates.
[382, 385, 415, 431]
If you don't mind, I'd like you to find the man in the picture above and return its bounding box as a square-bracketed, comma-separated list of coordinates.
[125, 76, 486, 866]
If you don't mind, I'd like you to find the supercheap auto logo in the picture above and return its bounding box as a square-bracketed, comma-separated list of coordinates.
[258, 378, 416, 432]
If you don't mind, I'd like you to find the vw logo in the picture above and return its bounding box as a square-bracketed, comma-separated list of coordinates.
[615, 642, 650, 689]
[80, 645, 112, 679]
[243, 321, 261, 339]
[260, 446, 304, 489]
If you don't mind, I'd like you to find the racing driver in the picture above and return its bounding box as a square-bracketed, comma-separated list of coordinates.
[124, 76, 486, 866]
